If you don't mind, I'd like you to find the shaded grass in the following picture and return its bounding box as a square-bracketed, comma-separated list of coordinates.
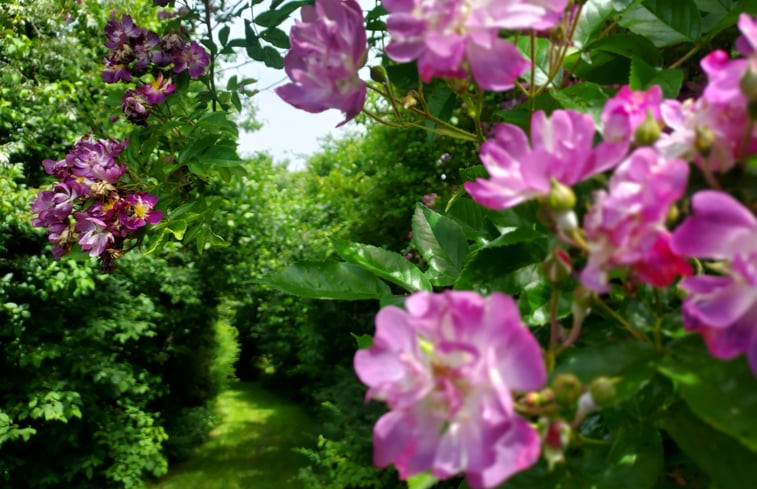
[149, 382, 314, 489]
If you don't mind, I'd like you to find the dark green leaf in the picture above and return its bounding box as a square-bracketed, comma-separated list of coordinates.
[661, 403, 757, 489]
[658, 337, 757, 451]
[254, 1, 309, 28]
[332, 239, 432, 292]
[218, 25, 230, 46]
[549, 82, 611, 127]
[619, 0, 702, 46]
[260, 27, 290, 49]
[262, 261, 392, 300]
[600, 425, 664, 489]
[412, 204, 469, 286]
[629, 58, 684, 98]
[262, 46, 284, 69]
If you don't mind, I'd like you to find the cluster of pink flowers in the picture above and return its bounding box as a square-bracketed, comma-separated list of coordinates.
[463, 13, 757, 374]
[32, 137, 163, 260]
[102, 12, 208, 124]
[354, 291, 546, 488]
[383, 0, 568, 90]
[275, 0, 367, 126]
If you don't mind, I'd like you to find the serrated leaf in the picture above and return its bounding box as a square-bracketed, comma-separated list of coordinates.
[218, 25, 230, 46]
[262, 261, 392, 300]
[549, 82, 610, 127]
[412, 205, 469, 286]
[619, 0, 702, 46]
[629, 57, 684, 98]
[262, 46, 284, 69]
[574, 0, 617, 48]
[332, 239, 432, 292]
[254, 1, 309, 28]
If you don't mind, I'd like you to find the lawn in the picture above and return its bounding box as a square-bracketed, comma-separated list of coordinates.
[149, 382, 315, 489]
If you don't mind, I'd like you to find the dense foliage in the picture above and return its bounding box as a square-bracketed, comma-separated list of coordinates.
[7, 0, 757, 489]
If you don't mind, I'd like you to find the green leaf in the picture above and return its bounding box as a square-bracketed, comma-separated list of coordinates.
[514, 36, 554, 86]
[599, 425, 663, 489]
[553, 342, 659, 404]
[661, 403, 757, 489]
[549, 82, 611, 127]
[586, 33, 663, 66]
[332, 239, 432, 292]
[412, 205, 469, 286]
[574, 0, 618, 48]
[619, 0, 703, 46]
[262, 46, 284, 69]
[406, 472, 438, 489]
[658, 337, 757, 451]
[260, 27, 290, 49]
[629, 57, 684, 98]
[218, 25, 230, 46]
[454, 234, 548, 296]
[262, 261, 392, 300]
[244, 20, 264, 61]
[254, 1, 309, 28]
[350, 333, 373, 350]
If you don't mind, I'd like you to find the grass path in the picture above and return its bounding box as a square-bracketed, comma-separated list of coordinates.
[149, 382, 314, 489]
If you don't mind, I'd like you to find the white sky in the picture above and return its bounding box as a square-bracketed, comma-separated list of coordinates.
[224, 1, 376, 170]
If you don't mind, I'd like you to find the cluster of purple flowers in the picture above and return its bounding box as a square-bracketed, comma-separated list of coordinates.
[32, 137, 163, 260]
[102, 12, 209, 124]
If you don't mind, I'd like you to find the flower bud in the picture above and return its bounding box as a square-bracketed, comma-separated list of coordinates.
[552, 373, 582, 406]
[547, 179, 576, 211]
[740, 59, 757, 103]
[588, 376, 617, 407]
[695, 126, 714, 157]
[633, 111, 661, 146]
[543, 249, 572, 285]
[666, 203, 680, 226]
[542, 419, 571, 470]
[401, 92, 418, 110]
[370, 65, 388, 83]
[572, 286, 593, 325]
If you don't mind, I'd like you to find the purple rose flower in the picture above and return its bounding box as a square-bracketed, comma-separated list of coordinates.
[74, 211, 115, 257]
[67, 138, 127, 184]
[47, 221, 75, 259]
[354, 291, 546, 489]
[173, 40, 209, 78]
[137, 72, 175, 105]
[275, 0, 367, 126]
[119, 192, 163, 230]
[104, 13, 143, 51]
[601, 85, 663, 145]
[465, 110, 627, 210]
[31, 183, 79, 228]
[383, 0, 568, 90]
[122, 89, 151, 125]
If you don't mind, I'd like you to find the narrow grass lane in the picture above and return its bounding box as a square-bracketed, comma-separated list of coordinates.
[150, 382, 314, 489]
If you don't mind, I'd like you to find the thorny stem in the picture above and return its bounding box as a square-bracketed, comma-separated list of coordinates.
[556, 312, 585, 355]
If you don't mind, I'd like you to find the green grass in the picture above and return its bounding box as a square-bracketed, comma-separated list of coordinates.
[149, 382, 314, 489]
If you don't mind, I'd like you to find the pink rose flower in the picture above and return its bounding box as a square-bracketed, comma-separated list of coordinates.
[276, 0, 367, 126]
[465, 110, 626, 210]
[354, 291, 546, 489]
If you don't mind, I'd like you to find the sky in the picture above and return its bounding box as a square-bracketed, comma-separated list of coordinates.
[223, 2, 374, 171]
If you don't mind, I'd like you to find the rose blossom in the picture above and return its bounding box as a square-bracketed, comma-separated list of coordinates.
[383, 0, 568, 90]
[465, 110, 626, 210]
[275, 0, 367, 126]
[581, 148, 690, 292]
[354, 291, 546, 489]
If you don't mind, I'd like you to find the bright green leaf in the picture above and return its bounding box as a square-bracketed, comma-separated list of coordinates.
[262, 261, 392, 300]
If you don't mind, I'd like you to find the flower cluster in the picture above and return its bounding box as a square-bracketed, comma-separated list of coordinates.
[354, 291, 546, 488]
[102, 12, 208, 124]
[581, 148, 691, 292]
[383, 0, 569, 90]
[275, 0, 367, 126]
[32, 136, 163, 261]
